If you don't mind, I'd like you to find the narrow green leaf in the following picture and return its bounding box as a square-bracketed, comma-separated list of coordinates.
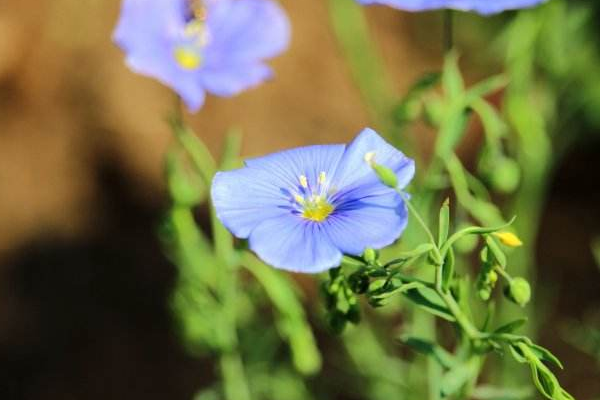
[466, 74, 509, 102]
[529, 344, 564, 370]
[435, 104, 470, 158]
[592, 236, 600, 270]
[508, 344, 528, 364]
[440, 217, 516, 257]
[442, 247, 455, 292]
[471, 385, 533, 400]
[442, 51, 464, 98]
[438, 198, 450, 246]
[494, 318, 528, 335]
[383, 243, 435, 268]
[399, 336, 456, 369]
[327, 0, 396, 135]
[402, 286, 456, 322]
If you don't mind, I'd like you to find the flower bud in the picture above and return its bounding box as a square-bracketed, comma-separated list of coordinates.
[476, 266, 498, 301]
[489, 158, 521, 194]
[363, 248, 378, 265]
[372, 163, 398, 189]
[348, 271, 370, 294]
[494, 231, 523, 247]
[505, 277, 531, 307]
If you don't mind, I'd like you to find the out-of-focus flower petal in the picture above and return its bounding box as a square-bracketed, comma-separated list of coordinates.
[113, 0, 290, 112]
[356, 0, 548, 15]
[204, 0, 291, 63]
[200, 62, 273, 97]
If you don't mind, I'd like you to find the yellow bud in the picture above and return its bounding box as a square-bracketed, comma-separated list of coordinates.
[493, 232, 523, 248]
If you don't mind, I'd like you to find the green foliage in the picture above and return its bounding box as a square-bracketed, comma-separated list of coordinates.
[163, 121, 323, 400]
[322, 197, 572, 400]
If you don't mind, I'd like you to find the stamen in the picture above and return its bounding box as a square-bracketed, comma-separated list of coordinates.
[299, 175, 308, 189]
[364, 151, 376, 166]
[174, 47, 202, 70]
[318, 171, 327, 185]
[191, 0, 207, 21]
[294, 194, 305, 205]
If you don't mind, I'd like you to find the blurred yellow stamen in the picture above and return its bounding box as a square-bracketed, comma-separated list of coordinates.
[174, 47, 202, 70]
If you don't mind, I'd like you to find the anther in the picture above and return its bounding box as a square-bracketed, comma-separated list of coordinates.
[318, 171, 327, 185]
[299, 175, 308, 189]
[364, 151, 376, 165]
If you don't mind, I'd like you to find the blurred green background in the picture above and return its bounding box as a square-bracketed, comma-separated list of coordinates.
[0, 0, 599, 399]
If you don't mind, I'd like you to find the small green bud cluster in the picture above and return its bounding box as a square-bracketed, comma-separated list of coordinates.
[321, 268, 362, 333]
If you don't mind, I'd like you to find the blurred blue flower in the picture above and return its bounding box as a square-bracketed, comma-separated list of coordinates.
[356, 0, 547, 15]
[113, 0, 290, 112]
[211, 128, 415, 273]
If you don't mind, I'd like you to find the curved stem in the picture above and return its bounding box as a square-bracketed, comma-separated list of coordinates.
[396, 192, 484, 340]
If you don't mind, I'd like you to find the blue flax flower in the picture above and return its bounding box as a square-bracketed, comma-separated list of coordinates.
[113, 0, 290, 112]
[356, 0, 547, 15]
[211, 128, 415, 273]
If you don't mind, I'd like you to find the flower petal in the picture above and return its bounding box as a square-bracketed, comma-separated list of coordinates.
[325, 191, 409, 255]
[333, 128, 415, 194]
[113, 0, 187, 48]
[211, 167, 294, 238]
[244, 144, 346, 193]
[113, 0, 206, 111]
[200, 62, 273, 97]
[355, 0, 547, 15]
[204, 0, 290, 63]
[249, 216, 343, 273]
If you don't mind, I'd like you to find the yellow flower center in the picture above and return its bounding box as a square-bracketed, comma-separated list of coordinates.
[174, 19, 209, 71]
[174, 47, 202, 70]
[293, 173, 335, 222]
[302, 196, 334, 222]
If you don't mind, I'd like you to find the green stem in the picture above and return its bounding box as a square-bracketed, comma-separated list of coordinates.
[494, 265, 514, 284]
[397, 191, 442, 263]
[169, 97, 251, 400]
[397, 191, 483, 340]
[220, 351, 252, 400]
